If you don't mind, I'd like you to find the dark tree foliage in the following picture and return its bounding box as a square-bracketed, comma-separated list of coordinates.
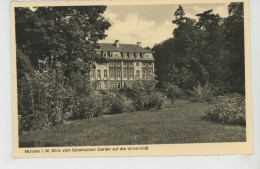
[15, 6, 111, 79]
[223, 2, 245, 94]
[15, 6, 112, 131]
[153, 3, 245, 95]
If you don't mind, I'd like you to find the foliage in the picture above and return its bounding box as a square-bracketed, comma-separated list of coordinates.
[102, 91, 134, 114]
[18, 59, 104, 131]
[205, 94, 245, 126]
[223, 2, 245, 94]
[163, 82, 183, 104]
[152, 3, 245, 95]
[109, 94, 134, 114]
[15, 6, 111, 78]
[16, 6, 112, 131]
[189, 82, 214, 102]
[18, 59, 68, 131]
[129, 77, 166, 111]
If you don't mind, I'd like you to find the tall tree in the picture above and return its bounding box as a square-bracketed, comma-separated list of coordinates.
[15, 6, 111, 79]
[195, 9, 228, 89]
[223, 2, 245, 94]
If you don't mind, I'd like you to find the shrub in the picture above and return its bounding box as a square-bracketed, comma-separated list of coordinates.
[205, 94, 245, 126]
[65, 72, 104, 119]
[110, 94, 134, 114]
[132, 92, 165, 111]
[189, 81, 214, 102]
[130, 78, 166, 111]
[163, 82, 182, 104]
[102, 91, 134, 114]
[18, 59, 104, 131]
[18, 59, 68, 131]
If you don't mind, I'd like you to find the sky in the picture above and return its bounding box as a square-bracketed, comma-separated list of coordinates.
[100, 3, 229, 48]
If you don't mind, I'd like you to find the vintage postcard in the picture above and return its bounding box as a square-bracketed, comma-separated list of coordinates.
[11, 0, 252, 158]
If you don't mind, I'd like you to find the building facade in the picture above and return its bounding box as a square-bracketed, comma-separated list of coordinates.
[90, 40, 154, 90]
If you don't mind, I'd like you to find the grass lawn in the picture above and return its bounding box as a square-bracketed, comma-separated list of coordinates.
[19, 99, 246, 147]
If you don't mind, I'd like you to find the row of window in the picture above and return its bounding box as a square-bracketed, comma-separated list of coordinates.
[97, 52, 151, 59]
[96, 82, 132, 90]
[91, 70, 153, 78]
[97, 62, 153, 67]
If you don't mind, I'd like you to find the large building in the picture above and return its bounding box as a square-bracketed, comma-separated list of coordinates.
[90, 40, 154, 90]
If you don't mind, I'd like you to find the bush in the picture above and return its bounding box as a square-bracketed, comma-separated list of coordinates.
[129, 77, 166, 111]
[102, 91, 134, 114]
[18, 60, 68, 131]
[18, 59, 104, 131]
[64, 72, 104, 119]
[163, 82, 182, 104]
[205, 94, 245, 126]
[189, 81, 214, 102]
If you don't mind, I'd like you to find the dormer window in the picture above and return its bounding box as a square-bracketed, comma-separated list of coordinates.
[129, 53, 133, 58]
[136, 53, 140, 58]
[103, 52, 107, 57]
[123, 53, 127, 58]
[96, 52, 101, 56]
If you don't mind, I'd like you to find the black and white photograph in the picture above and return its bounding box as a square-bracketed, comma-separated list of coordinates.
[11, 0, 252, 157]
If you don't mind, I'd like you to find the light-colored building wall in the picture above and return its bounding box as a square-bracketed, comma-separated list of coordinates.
[134, 61, 142, 79]
[92, 42, 154, 90]
[95, 62, 109, 81]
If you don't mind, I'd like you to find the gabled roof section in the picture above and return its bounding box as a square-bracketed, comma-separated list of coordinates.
[95, 43, 152, 53]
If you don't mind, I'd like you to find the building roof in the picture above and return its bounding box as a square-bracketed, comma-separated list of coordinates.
[96, 43, 152, 53]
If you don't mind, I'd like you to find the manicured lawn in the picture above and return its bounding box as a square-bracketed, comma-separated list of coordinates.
[19, 99, 246, 147]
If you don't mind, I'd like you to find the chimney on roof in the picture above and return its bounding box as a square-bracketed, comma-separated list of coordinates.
[137, 42, 141, 47]
[115, 40, 119, 48]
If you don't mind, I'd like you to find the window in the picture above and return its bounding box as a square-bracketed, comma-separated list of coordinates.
[96, 83, 101, 90]
[104, 82, 108, 89]
[129, 62, 133, 67]
[110, 52, 113, 57]
[110, 83, 115, 89]
[103, 52, 107, 57]
[136, 70, 140, 78]
[110, 70, 114, 78]
[142, 70, 146, 77]
[116, 61, 120, 67]
[129, 53, 133, 58]
[114, 53, 118, 57]
[148, 70, 152, 76]
[123, 62, 127, 67]
[148, 62, 152, 67]
[142, 62, 146, 67]
[136, 53, 140, 58]
[97, 70, 101, 78]
[116, 70, 121, 78]
[90, 71, 94, 78]
[129, 70, 133, 78]
[123, 70, 127, 78]
[96, 52, 101, 56]
[110, 62, 114, 66]
[104, 70, 107, 78]
[117, 83, 121, 89]
[136, 62, 139, 66]
[123, 53, 127, 58]
[124, 83, 128, 88]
